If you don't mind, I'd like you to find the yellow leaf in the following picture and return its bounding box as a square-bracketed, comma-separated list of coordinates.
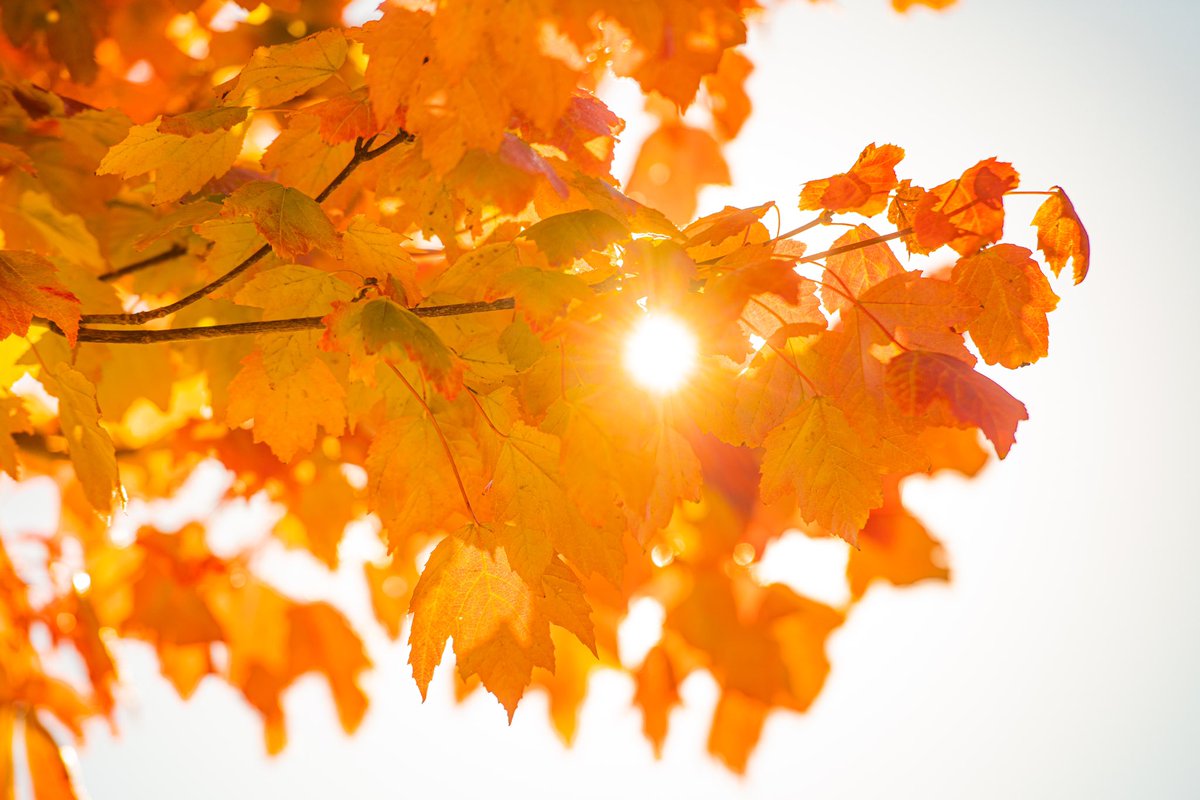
[96, 118, 245, 205]
[366, 415, 475, 544]
[221, 29, 349, 108]
[235, 265, 354, 319]
[323, 297, 461, 396]
[341, 216, 421, 304]
[486, 422, 624, 585]
[17, 191, 103, 269]
[42, 363, 121, 514]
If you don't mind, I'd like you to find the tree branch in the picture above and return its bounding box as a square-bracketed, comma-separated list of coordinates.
[98, 243, 188, 282]
[74, 297, 517, 344]
[80, 131, 413, 326]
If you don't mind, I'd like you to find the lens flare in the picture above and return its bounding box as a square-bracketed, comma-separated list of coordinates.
[623, 313, 698, 393]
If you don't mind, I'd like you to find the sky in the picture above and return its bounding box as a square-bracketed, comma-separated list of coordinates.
[5, 0, 1200, 797]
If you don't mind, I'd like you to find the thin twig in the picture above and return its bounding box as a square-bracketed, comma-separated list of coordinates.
[98, 244, 187, 282]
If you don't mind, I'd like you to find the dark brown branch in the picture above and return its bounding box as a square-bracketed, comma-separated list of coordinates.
[80, 131, 413, 327]
[75, 297, 516, 344]
[98, 244, 187, 282]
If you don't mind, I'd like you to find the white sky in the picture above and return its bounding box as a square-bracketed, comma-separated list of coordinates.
[5, 0, 1199, 797]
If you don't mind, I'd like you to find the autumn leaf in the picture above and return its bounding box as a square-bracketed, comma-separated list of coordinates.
[627, 123, 731, 225]
[97, 117, 246, 205]
[323, 297, 462, 396]
[220, 29, 349, 108]
[42, 363, 121, 514]
[1032, 188, 1090, 284]
[635, 644, 682, 757]
[25, 713, 81, 800]
[226, 350, 346, 462]
[760, 397, 883, 543]
[521, 210, 629, 267]
[885, 350, 1029, 458]
[0, 251, 81, 346]
[820, 223, 905, 316]
[222, 181, 340, 261]
[800, 143, 905, 217]
[952, 244, 1059, 368]
[408, 526, 555, 719]
[485, 422, 624, 585]
[932, 158, 1020, 256]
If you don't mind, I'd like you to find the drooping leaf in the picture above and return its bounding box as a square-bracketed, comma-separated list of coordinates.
[222, 181, 340, 262]
[0, 251, 81, 346]
[885, 350, 1029, 458]
[1031, 188, 1090, 284]
[408, 526, 555, 720]
[42, 362, 121, 514]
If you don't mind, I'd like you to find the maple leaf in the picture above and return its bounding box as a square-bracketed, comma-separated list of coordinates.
[220, 29, 349, 108]
[408, 526, 556, 720]
[323, 297, 462, 397]
[221, 181, 340, 262]
[932, 158, 1020, 256]
[760, 397, 883, 544]
[952, 244, 1059, 368]
[97, 116, 246, 205]
[0, 251, 81, 346]
[627, 123, 732, 225]
[1032, 188, 1090, 284]
[635, 644, 683, 757]
[800, 143, 905, 217]
[885, 350, 1029, 458]
[226, 350, 346, 462]
[41, 363, 121, 513]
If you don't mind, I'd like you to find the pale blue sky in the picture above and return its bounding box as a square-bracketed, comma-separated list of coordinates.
[36, 0, 1200, 797]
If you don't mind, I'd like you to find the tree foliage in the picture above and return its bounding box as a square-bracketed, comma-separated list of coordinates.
[0, 0, 1088, 789]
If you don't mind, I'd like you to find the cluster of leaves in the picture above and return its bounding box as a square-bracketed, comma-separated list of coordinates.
[0, 0, 1089, 791]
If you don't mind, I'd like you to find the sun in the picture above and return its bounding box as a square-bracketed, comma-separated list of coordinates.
[623, 313, 699, 393]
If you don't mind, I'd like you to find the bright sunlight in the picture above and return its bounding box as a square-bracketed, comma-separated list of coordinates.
[623, 313, 699, 393]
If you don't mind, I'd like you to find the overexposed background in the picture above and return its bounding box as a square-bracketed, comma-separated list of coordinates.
[4, 0, 1199, 797]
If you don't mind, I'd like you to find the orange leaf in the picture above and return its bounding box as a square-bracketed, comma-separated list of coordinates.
[408, 526, 554, 720]
[226, 350, 346, 462]
[1032, 188, 1090, 284]
[760, 397, 883, 544]
[626, 123, 731, 225]
[885, 350, 1028, 458]
[0, 251, 81, 346]
[952, 244, 1059, 368]
[931, 158, 1019, 256]
[25, 713, 81, 800]
[849, 478, 949, 599]
[800, 143, 904, 217]
[821, 223, 905, 315]
[222, 181, 340, 261]
[704, 49, 754, 140]
[634, 645, 681, 757]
